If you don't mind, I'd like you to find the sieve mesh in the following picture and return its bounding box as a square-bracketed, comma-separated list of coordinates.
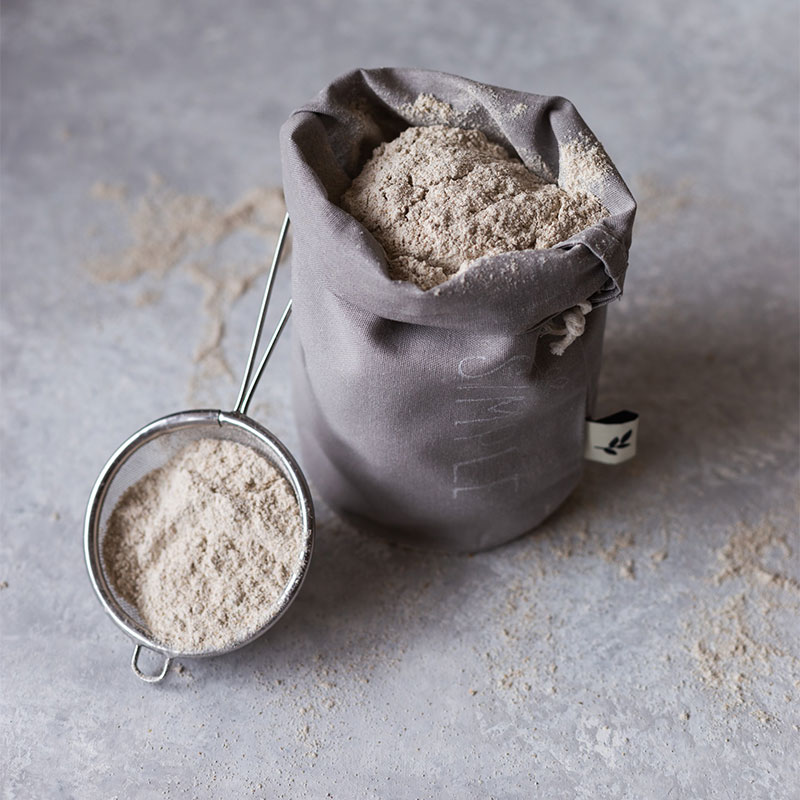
[87, 411, 314, 659]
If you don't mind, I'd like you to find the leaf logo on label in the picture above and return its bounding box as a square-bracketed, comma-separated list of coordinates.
[594, 428, 633, 456]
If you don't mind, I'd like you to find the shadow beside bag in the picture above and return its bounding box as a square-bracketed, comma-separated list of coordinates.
[280, 67, 636, 552]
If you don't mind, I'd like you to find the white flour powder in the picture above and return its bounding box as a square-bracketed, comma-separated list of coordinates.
[103, 438, 305, 652]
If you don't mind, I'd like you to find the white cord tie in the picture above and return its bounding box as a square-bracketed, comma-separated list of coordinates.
[543, 301, 593, 356]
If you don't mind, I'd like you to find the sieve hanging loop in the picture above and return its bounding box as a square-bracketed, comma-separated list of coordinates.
[131, 645, 172, 683]
[234, 213, 291, 416]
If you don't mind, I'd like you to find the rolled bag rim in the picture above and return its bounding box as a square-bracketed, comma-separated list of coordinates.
[279, 66, 637, 336]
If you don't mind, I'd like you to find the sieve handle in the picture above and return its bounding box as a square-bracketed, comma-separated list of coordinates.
[234, 213, 292, 416]
[131, 644, 172, 683]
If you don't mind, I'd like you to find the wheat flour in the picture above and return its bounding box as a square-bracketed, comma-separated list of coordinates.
[103, 437, 305, 652]
[340, 124, 608, 291]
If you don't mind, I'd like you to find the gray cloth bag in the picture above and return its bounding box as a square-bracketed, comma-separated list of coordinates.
[280, 67, 636, 552]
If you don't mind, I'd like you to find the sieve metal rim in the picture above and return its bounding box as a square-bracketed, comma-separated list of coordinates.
[84, 408, 315, 664]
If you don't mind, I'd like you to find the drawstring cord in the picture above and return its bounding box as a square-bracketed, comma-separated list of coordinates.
[542, 301, 593, 356]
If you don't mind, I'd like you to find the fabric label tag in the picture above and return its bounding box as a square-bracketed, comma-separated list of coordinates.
[584, 410, 639, 465]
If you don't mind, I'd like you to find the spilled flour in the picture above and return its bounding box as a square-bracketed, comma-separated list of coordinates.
[103, 438, 306, 652]
[686, 515, 800, 716]
[86, 177, 286, 283]
[341, 124, 608, 291]
[85, 176, 287, 401]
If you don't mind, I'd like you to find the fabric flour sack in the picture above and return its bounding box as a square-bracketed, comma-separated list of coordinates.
[280, 67, 636, 552]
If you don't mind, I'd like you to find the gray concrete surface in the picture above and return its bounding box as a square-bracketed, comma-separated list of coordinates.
[1, 1, 798, 797]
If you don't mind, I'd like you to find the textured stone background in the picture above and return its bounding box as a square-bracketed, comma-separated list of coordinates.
[1, 1, 798, 797]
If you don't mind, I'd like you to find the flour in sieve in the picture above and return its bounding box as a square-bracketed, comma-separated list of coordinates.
[103, 438, 305, 652]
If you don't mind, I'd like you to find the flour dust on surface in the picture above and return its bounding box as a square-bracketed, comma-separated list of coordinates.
[84, 175, 288, 406]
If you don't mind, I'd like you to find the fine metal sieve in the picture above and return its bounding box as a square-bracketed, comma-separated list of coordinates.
[84, 215, 314, 683]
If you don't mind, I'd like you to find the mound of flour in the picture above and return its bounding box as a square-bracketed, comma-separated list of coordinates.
[103, 438, 305, 652]
[341, 124, 608, 290]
